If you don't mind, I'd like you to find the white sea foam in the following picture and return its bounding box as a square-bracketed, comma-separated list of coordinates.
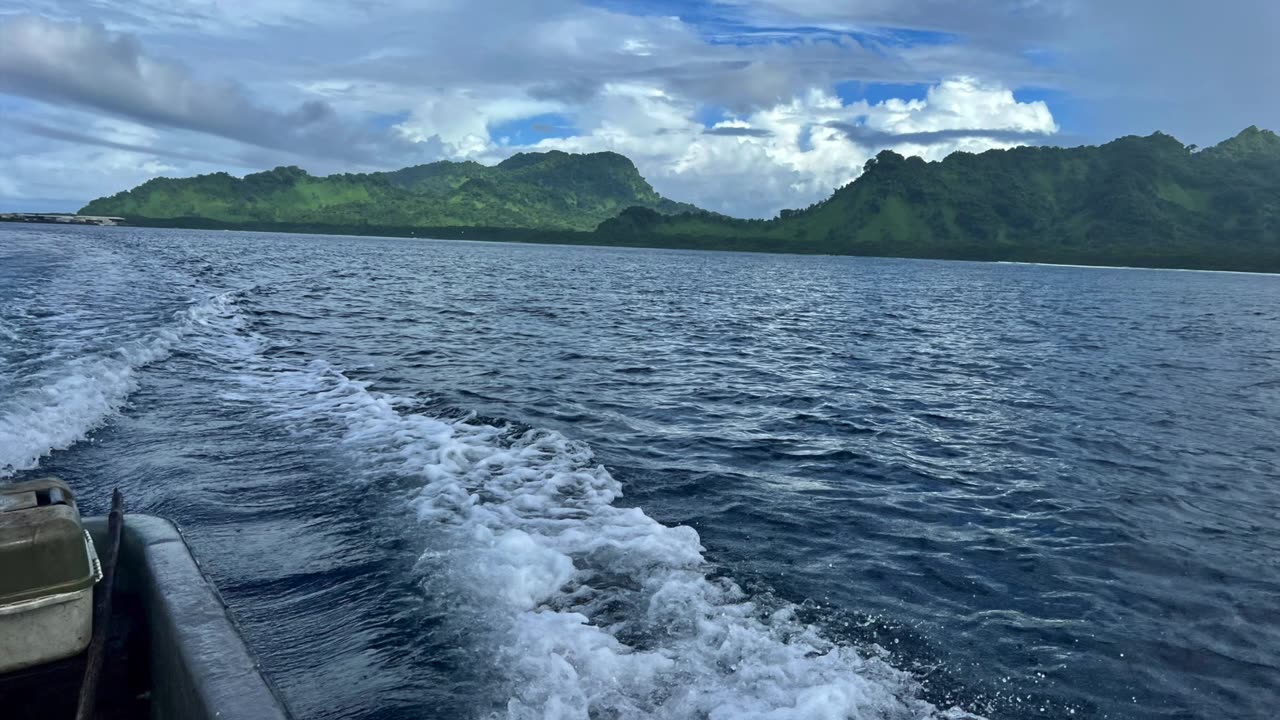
[243, 352, 984, 719]
[0, 293, 237, 478]
[7, 281, 983, 717]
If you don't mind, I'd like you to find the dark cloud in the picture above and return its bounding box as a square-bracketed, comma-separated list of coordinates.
[0, 15, 425, 165]
[826, 122, 1052, 146]
[703, 126, 774, 137]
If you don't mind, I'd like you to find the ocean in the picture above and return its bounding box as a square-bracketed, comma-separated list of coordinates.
[2, 223, 1277, 719]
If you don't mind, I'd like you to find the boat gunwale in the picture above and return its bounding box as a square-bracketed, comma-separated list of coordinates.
[84, 513, 294, 720]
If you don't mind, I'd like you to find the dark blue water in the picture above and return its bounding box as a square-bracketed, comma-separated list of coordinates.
[2, 224, 1278, 720]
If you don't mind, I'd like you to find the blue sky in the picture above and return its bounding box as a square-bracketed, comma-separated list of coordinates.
[0, 0, 1275, 216]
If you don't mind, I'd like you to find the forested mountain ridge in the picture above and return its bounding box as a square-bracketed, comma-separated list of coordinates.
[81, 150, 698, 231]
[81, 128, 1280, 272]
[600, 127, 1280, 271]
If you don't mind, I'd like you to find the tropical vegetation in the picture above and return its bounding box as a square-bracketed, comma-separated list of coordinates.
[82, 150, 696, 232]
[598, 127, 1280, 272]
[81, 128, 1280, 272]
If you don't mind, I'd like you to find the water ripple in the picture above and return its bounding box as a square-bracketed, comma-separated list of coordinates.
[2, 225, 1278, 719]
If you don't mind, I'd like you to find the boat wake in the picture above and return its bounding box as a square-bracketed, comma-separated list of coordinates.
[192, 292, 985, 720]
[0, 293, 239, 478]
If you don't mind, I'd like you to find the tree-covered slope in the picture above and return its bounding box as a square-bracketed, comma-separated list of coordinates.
[600, 127, 1280, 271]
[82, 128, 1280, 272]
[81, 150, 698, 231]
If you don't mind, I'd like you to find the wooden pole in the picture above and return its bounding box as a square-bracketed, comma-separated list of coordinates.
[75, 489, 124, 720]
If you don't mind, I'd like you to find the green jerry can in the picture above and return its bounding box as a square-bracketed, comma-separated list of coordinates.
[0, 478, 101, 674]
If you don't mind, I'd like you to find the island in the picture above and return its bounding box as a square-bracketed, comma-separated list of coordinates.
[80, 127, 1280, 273]
[81, 150, 695, 233]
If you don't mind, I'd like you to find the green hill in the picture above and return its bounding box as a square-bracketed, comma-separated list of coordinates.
[81, 150, 698, 232]
[599, 127, 1280, 272]
[82, 128, 1280, 272]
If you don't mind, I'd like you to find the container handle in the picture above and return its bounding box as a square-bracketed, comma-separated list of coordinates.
[85, 530, 103, 585]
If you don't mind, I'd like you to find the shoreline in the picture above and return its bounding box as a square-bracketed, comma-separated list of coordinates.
[8, 219, 1278, 276]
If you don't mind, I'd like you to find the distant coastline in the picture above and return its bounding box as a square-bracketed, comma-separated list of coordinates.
[48, 216, 1271, 276]
[73, 126, 1280, 274]
[0, 212, 124, 226]
[11, 210, 1277, 275]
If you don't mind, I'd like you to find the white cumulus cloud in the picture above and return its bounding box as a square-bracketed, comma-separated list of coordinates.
[2, 3, 1067, 215]
[506, 77, 1057, 217]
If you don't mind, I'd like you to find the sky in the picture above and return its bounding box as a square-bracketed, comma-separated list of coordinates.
[1, 1, 1276, 216]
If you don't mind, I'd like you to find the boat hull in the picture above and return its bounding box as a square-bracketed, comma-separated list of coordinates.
[0, 514, 292, 720]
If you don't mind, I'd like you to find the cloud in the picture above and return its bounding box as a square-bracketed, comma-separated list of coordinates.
[15, 0, 1267, 218]
[3, 117, 230, 164]
[711, 0, 1280, 147]
[0, 105, 341, 211]
[391, 90, 565, 159]
[302, 0, 1052, 119]
[1061, 0, 1280, 144]
[710, 0, 1073, 46]
[827, 125, 1050, 147]
[516, 77, 1056, 218]
[0, 15, 422, 165]
[1, 0, 419, 34]
[704, 126, 775, 138]
[847, 76, 1057, 137]
[0, 116, 185, 209]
